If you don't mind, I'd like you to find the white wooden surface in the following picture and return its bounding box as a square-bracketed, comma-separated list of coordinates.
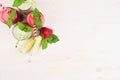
[0, 0, 120, 80]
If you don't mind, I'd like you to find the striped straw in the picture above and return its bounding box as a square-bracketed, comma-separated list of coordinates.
[0, 3, 9, 13]
[33, 25, 37, 39]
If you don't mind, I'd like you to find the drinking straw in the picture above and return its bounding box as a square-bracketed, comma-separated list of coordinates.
[33, 25, 37, 39]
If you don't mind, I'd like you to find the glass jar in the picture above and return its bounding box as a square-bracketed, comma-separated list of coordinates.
[18, 0, 36, 14]
[12, 24, 33, 41]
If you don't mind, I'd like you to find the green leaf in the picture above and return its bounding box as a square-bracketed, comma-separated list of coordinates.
[13, 0, 26, 7]
[7, 10, 16, 27]
[47, 34, 59, 44]
[33, 8, 42, 28]
[41, 39, 48, 49]
[35, 20, 42, 28]
[18, 22, 25, 30]
[33, 8, 41, 19]
[18, 22, 33, 32]
[24, 25, 33, 32]
[7, 20, 13, 28]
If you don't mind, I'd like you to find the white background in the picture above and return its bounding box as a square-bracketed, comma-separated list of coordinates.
[0, 0, 120, 80]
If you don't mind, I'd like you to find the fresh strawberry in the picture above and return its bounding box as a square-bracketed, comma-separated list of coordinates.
[42, 27, 53, 39]
[0, 7, 19, 24]
[26, 12, 45, 28]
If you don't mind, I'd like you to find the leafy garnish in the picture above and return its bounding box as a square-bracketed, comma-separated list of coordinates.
[33, 8, 42, 28]
[47, 34, 59, 44]
[18, 22, 33, 32]
[25, 25, 33, 32]
[35, 20, 42, 28]
[40, 34, 59, 49]
[33, 8, 40, 19]
[7, 10, 16, 27]
[13, 0, 26, 7]
[41, 39, 48, 49]
[7, 20, 13, 27]
[18, 22, 24, 30]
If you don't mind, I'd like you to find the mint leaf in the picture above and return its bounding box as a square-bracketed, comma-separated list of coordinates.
[47, 34, 59, 44]
[35, 20, 42, 28]
[18, 22, 33, 32]
[7, 20, 13, 28]
[33, 8, 41, 19]
[7, 10, 16, 27]
[24, 25, 33, 32]
[13, 0, 26, 7]
[41, 34, 59, 49]
[18, 22, 25, 30]
[33, 8, 42, 28]
[41, 39, 48, 49]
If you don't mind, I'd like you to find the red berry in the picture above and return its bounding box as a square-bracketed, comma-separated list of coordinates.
[0, 7, 19, 24]
[42, 27, 53, 38]
[27, 12, 45, 28]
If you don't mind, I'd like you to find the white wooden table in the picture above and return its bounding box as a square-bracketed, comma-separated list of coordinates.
[0, 0, 120, 80]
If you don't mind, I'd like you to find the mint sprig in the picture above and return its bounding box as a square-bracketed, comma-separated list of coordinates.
[33, 8, 42, 28]
[18, 22, 33, 32]
[33, 8, 40, 19]
[13, 0, 26, 7]
[7, 10, 16, 28]
[47, 34, 59, 44]
[41, 39, 48, 49]
[41, 34, 59, 49]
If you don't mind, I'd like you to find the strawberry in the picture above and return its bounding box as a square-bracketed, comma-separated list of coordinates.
[0, 7, 19, 24]
[42, 27, 53, 39]
[26, 12, 45, 28]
